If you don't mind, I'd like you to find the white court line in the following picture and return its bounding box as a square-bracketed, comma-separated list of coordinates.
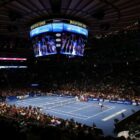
[65, 103, 112, 111]
[16, 101, 114, 121]
[69, 104, 100, 113]
[16, 102, 50, 108]
[60, 104, 90, 110]
[46, 109, 88, 120]
[15, 99, 45, 104]
[19, 96, 63, 102]
[16, 98, 77, 108]
[18, 97, 62, 103]
[46, 104, 115, 120]
[69, 104, 112, 113]
[16, 97, 70, 104]
[92, 104, 112, 109]
[16, 101, 46, 107]
[102, 109, 127, 121]
[86, 106, 115, 119]
[15, 100, 88, 119]
[51, 104, 81, 110]
[14, 98, 119, 121]
[48, 108, 88, 118]
[26, 97, 74, 103]
[16, 98, 70, 106]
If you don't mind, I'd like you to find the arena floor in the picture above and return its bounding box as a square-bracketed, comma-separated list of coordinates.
[8, 96, 140, 136]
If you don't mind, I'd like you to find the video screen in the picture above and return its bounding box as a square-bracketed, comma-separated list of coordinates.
[30, 23, 88, 38]
[32, 34, 57, 57]
[63, 23, 88, 37]
[60, 33, 86, 56]
[30, 24, 53, 38]
[30, 19, 88, 57]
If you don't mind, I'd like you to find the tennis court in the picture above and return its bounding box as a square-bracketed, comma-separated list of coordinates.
[8, 95, 140, 136]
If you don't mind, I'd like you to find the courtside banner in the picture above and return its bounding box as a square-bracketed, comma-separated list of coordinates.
[109, 100, 117, 103]
[116, 100, 124, 104]
[123, 101, 132, 105]
[6, 96, 17, 101]
[88, 98, 99, 101]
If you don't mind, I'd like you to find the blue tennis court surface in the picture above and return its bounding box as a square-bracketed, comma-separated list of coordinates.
[8, 96, 140, 136]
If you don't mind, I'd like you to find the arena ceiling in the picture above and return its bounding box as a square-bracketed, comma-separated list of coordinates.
[0, 0, 140, 40]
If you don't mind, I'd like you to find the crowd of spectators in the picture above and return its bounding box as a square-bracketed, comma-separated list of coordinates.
[116, 111, 140, 140]
[0, 80, 140, 104]
[0, 85, 139, 140]
[0, 39, 139, 140]
[53, 81, 140, 104]
[0, 76, 139, 139]
[124, 115, 140, 140]
[0, 101, 109, 140]
[0, 73, 139, 140]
